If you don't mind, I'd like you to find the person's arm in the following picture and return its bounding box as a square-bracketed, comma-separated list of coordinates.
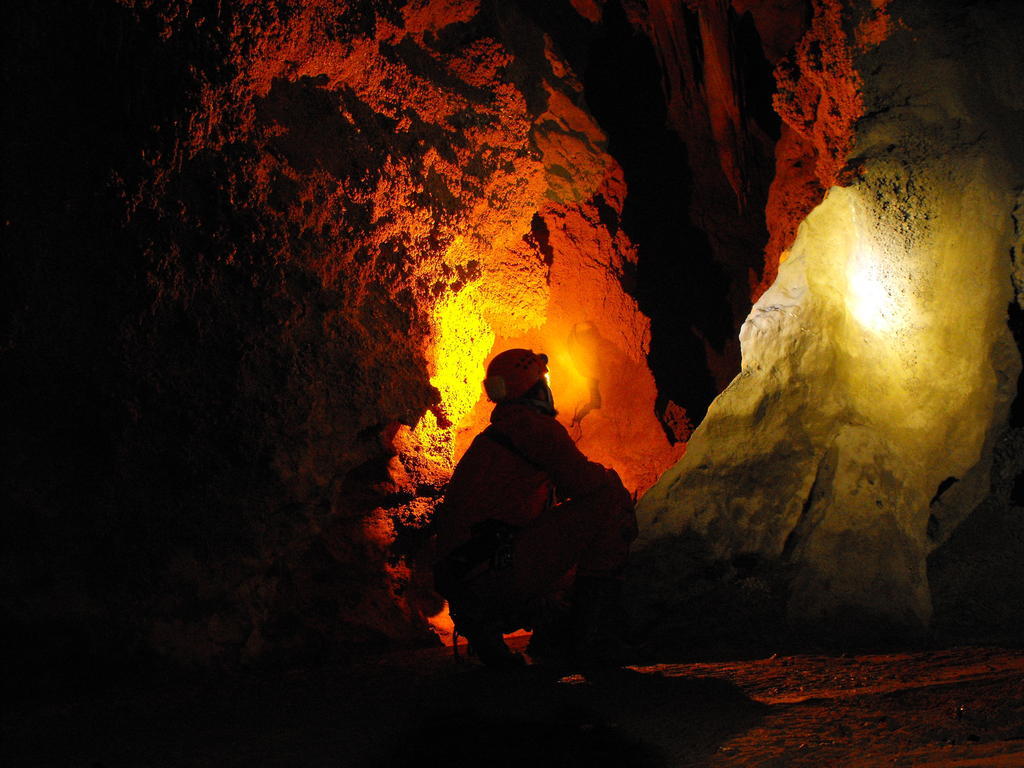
[513, 412, 627, 501]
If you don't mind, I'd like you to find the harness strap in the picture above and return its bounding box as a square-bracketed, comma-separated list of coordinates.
[479, 426, 546, 472]
[481, 425, 557, 511]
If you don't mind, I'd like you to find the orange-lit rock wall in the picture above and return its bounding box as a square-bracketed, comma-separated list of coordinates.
[13, 0, 1015, 677]
[5, 0, 687, 672]
[160, 0, 688, 659]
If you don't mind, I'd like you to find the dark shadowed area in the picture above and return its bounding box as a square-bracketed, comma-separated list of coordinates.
[4, 0, 1023, 765]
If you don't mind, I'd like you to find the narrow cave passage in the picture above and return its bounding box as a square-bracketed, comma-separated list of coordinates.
[574, 0, 781, 428]
[584, 0, 729, 427]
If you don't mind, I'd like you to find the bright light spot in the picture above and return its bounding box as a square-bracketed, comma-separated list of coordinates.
[427, 602, 462, 646]
[847, 244, 899, 333]
[427, 283, 496, 460]
[547, 344, 592, 411]
[408, 410, 455, 471]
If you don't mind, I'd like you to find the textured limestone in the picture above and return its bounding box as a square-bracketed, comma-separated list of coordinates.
[752, 0, 867, 300]
[5, 0, 682, 671]
[635, 0, 1024, 638]
[9, 0, 1022, 679]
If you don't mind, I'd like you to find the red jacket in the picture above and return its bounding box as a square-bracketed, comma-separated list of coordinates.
[434, 402, 623, 559]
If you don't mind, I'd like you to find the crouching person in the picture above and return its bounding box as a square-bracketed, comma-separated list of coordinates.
[433, 349, 638, 668]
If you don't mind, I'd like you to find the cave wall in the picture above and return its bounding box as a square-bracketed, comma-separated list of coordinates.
[7, 0, 1019, 679]
[5, 0, 705, 675]
[634, 0, 1024, 646]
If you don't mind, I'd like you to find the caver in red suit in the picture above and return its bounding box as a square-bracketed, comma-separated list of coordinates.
[433, 348, 637, 667]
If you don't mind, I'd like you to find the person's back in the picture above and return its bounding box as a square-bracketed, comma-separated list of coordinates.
[433, 349, 637, 668]
[435, 401, 616, 559]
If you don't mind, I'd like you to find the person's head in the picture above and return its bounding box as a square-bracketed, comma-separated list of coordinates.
[484, 348, 556, 415]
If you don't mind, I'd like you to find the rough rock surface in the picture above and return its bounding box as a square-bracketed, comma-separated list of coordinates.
[5, 0, 691, 675]
[6, 0, 1022, 681]
[634, 0, 1024, 642]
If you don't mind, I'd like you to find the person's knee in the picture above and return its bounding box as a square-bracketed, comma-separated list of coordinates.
[586, 481, 625, 506]
[581, 483, 637, 537]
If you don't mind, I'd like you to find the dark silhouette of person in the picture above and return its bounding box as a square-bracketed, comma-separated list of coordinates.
[433, 349, 637, 667]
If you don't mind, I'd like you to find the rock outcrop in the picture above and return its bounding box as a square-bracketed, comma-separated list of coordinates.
[634, 0, 1024, 643]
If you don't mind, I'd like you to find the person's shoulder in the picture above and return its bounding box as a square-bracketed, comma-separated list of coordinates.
[491, 402, 545, 424]
[492, 403, 569, 440]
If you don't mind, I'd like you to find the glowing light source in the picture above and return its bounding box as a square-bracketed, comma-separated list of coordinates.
[846, 243, 904, 334]
[415, 282, 496, 466]
[431, 285, 494, 426]
[547, 344, 593, 413]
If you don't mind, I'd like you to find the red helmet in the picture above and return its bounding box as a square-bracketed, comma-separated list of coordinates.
[484, 349, 548, 402]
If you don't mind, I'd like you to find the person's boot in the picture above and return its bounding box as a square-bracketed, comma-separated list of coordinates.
[453, 610, 525, 669]
[465, 630, 525, 669]
[569, 574, 637, 666]
[525, 604, 574, 663]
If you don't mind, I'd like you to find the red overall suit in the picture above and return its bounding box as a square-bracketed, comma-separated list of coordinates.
[433, 400, 638, 640]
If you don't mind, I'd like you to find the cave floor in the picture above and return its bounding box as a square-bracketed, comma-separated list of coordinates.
[7, 644, 1024, 767]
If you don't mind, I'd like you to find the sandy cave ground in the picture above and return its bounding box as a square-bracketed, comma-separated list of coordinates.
[6, 643, 1024, 767]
